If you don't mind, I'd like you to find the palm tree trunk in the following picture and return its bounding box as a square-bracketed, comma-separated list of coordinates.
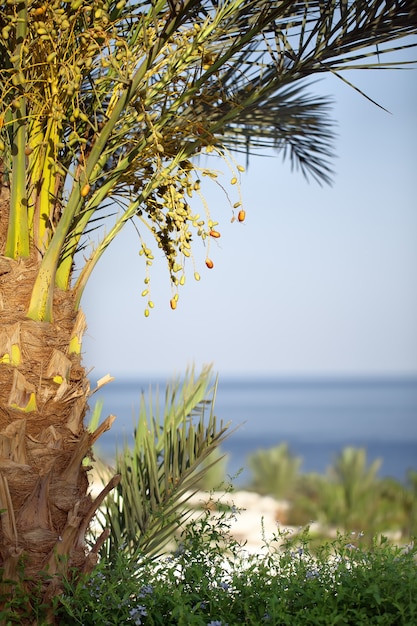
[0, 184, 114, 614]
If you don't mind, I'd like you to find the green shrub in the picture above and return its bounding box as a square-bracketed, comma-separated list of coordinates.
[290, 448, 415, 541]
[57, 509, 417, 625]
[247, 443, 302, 500]
[245, 444, 416, 542]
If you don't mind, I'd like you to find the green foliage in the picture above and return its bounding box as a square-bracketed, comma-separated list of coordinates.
[331, 447, 382, 515]
[403, 470, 417, 537]
[94, 366, 231, 560]
[57, 511, 417, 625]
[294, 448, 399, 537]
[0, 563, 59, 625]
[189, 445, 229, 492]
[244, 443, 417, 541]
[247, 442, 302, 500]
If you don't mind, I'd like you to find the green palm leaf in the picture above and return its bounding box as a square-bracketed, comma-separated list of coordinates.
[95, 366, 231, 559]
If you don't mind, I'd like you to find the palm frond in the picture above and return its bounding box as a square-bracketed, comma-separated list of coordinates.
[1, 0, 416, 317]
[96, 365, 232, 560]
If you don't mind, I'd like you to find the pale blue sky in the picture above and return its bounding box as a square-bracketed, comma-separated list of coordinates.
[82, 61, 417, 380]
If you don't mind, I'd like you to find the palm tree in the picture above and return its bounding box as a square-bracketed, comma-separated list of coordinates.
[0, 0, 416, 604]
[326, 446, 382, 532]
[247, 442, 302, 500]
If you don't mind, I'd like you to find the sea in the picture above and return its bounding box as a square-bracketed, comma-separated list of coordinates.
[88, 376, 417, 486]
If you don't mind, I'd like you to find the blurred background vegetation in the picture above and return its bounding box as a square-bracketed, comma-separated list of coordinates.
[90, 368, 416, 560]
[245, 444, 417, 542]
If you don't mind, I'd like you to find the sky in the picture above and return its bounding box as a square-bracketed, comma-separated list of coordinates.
[81, 56, 417, 381]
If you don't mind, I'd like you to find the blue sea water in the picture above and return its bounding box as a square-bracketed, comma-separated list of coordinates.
[89, 376, 417, 485]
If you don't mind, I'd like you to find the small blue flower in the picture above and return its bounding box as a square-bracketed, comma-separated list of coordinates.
[129, 605, 147, 625]
[291, 547, 304, 558]
[138, 584, 154, 598]
[208, 621, 227, 626]
[219, 581, 230, 591]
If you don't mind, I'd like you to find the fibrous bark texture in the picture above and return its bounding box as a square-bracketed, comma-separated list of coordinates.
[0, 184, 115, 618]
